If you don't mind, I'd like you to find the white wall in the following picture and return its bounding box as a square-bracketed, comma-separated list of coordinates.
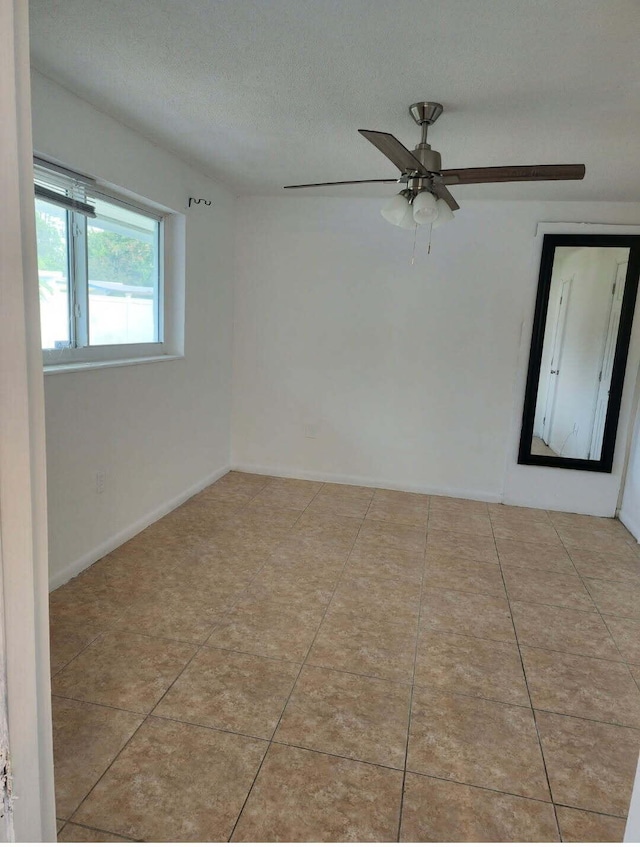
[232, 197, 640, 515]
[31, 72, 235, 588]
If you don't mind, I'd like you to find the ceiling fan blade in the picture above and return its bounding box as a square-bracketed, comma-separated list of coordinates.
[441, 164, 586, 185]
[358, 130, 428, 176]
[284, 178, 400, 189]
[432, 183, 460, 211]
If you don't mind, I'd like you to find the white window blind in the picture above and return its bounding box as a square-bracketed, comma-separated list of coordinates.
[33, 156, 96, 218]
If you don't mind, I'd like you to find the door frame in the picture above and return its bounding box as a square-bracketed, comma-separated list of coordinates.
[0, 0, 56, 840]
[589, 259, 628, 459]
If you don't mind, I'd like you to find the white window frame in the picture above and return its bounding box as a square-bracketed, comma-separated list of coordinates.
[36, 160, 184, 372]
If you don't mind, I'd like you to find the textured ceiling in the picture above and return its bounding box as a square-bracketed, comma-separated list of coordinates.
[28, 0, 640, 200]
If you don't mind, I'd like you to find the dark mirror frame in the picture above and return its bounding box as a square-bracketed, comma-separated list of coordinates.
[518, 233, 640, 473]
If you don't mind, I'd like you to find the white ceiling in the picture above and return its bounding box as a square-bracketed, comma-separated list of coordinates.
[28, 0, 640, 200]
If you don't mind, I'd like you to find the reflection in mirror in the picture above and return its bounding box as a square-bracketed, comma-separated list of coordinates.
[532, 246, 630, 461]
[519, 234, 640, 473]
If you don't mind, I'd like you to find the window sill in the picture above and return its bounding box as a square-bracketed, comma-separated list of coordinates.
[43, 353, 183, 375]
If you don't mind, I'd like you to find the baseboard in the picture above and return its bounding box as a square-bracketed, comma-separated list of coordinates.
[231, 461, 501, 503]
[619, 508, 640, 544]
[49, 463, 231, 591]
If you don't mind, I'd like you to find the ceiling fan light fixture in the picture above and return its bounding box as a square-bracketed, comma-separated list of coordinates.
[432, 197, 455, 228]
[381, 190, 412, 226]
[398, 203, 418, 229]
[412, 189, 438, 225]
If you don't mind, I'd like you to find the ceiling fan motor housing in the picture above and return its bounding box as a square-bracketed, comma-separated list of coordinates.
[412, 145, 442, 173]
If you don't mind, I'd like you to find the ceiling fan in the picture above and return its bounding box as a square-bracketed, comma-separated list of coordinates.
[284, 102, 586, 229]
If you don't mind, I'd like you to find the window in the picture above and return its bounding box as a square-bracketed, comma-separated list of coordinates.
[34, 158, 173, 367]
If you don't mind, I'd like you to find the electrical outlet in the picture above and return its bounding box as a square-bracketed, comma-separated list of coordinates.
[96, 470, 106, 494]
[304, 423, 319, 439]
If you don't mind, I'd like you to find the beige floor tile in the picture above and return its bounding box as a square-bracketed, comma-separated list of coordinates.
[400, 773, 559, 842]
[207, 594, 325, 662]
[511, 601, 621, 660]
[551, 513, 635, 544]
[240, 503, 304, 531]
[248, 477, 322, 510]
[408, 688, 549, 800]
[156, 501, 242, 539]
[52, 631, 196, 713]
[275, 665, 411, 768]
[293, 512, 362, 546]
[329, 574, 421, 620]
[206, 471, 273, 498]
[51, 475, 640, 841]
[521, 646, 640, 727]
[366, 489, 429, 528]
[555, 806, 626, 842]
[50, 582, 129, 633]
[344, 539, 424, 582]
[491, 517, 562, 545]
[188, 485, 251, 508]
[570, 548, 640, 583]
[56, 819, 65, 834]
[305, 487, 374, 519]
[503, 567, 595, 611]
[489, 503, 550, 522]
[550, 511, 628, 531]
[429, 496, 489, 515]
[372, 488, 429, 506]
[423, 557, 505, 598]
[536, 711, 640, 816]
[414, 630, 529, 705]
[585, 577, 640, 619]
[358, 519, 426, 553]
[557, 527, 636, 555]
[163, 558, 254, 599]
[191, 533, 278, 578]
[426, 530, 498, 564]
[53, 697, 143, 819]
[203, 527, 279, 560]
[427, 510, 494, 536]
[267, 535, 351, 573]
[58, 823, 132, 842]
[75, 546, 176, 596]
[246, 567, 337, 607]
[605, 616, 640, 663]
[308, 608, 417, 682]
[74, 717, 267, 841]
[153, 647, 299, 738]
[231, 744, 402, 842]
[421, 588, 516, 643]
[495, 538, 576, 573]
[50, 622, 100, 676]
[111, 586, 229, 644]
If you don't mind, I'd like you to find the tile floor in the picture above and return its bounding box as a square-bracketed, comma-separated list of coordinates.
[50, 472, 640, 842]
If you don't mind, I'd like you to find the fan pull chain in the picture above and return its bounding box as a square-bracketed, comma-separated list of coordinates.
[427, 222, 433, 255]
[411, 224, 418, 265]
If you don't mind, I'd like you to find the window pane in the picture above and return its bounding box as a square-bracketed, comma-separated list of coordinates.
[35, 199, 70, 350]
[87, 198, 160, 346]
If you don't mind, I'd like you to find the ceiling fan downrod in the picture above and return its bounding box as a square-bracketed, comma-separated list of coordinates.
[409, 101, 444, 173]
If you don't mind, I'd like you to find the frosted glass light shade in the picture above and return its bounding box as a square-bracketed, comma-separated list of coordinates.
[432, 197, 455, 228]
[381, 193, 411, 225]
[412, 190, 438, 224]
[398, 204, 417, 229]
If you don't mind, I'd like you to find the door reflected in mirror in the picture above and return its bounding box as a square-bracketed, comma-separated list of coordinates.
[519, 235, 640, 472]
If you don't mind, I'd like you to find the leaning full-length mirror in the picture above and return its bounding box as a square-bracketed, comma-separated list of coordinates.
[519, 234, 640, 472]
